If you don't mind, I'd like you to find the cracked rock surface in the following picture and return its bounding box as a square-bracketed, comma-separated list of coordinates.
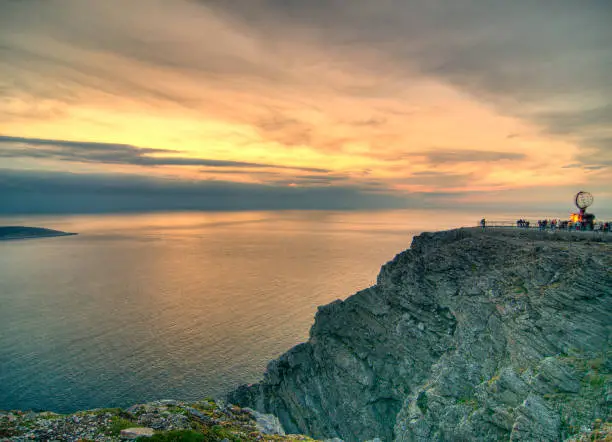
[229, 228, 612, 441]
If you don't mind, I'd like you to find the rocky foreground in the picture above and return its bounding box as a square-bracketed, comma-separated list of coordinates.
[0, 399, 316, 441]
[229, 227, 612, 441]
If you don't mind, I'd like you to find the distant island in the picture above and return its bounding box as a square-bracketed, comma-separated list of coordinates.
[0, 226, 77, 241]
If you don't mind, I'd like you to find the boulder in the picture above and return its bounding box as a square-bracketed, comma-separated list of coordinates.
[120, 427, 155, 439]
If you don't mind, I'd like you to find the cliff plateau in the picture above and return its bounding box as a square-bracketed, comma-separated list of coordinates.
[229, 228, 612, 441]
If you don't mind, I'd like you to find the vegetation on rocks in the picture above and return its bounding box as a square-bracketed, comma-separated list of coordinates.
[0, 399, 316, 441]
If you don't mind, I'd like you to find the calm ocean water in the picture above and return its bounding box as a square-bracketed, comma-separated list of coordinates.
[0, 210, 478, 413]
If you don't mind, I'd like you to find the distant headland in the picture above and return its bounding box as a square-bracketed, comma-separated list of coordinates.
[0, 226, 77, 241]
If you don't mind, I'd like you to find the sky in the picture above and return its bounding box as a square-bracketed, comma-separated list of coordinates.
[1, 0, 611, 215]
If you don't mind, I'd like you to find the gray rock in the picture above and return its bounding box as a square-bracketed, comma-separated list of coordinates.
[510, 395, 560, 441]
[244, 408, 285, 435]
[154, 399, 179, 406]
[184, 406, 210, 422]
[229, 228, 612, 442]
[120, 426, 155, 439]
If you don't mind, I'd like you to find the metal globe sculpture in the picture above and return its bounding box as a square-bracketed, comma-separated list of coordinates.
[575, 191, 594, 210]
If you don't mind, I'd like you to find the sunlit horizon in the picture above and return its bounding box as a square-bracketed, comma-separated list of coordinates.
[1, 0, 610, 214]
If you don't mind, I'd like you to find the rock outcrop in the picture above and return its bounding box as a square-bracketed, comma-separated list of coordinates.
[0, 398, 313, 441]
[229, 228, 612, 441]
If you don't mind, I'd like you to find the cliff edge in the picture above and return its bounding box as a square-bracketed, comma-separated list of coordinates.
[229, 228, 612, 441]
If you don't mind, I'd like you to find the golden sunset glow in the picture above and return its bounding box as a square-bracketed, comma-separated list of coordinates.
[1, 0, 610, 214]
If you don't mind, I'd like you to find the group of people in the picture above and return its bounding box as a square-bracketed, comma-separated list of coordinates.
[529, 219, 611, 232]
[480, 218, 611, 232]
[536, 219, 559, 230]
[516, 219, 530, 228]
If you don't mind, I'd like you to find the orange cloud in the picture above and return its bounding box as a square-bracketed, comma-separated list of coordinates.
[0, 0, 609, 211]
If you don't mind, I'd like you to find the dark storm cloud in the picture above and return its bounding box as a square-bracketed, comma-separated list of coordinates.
[0, 168, 408, 214]
[0, 135, 329, 172]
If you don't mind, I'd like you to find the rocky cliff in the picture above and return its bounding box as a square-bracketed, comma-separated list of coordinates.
[229, 228, 612, 441]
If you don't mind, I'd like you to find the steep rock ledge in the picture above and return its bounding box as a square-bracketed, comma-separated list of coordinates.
[229, 228, 612, 441]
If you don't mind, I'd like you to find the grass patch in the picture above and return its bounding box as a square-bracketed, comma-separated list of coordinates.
[94, 407, 122, 415]
[147, 427, 240, 442]
[108, 416, 138, 436]
[148, 430, 206, 442]
[166, 405, 188, 415]
[586, 373, 606, 388]
[37, 413, 65, 421]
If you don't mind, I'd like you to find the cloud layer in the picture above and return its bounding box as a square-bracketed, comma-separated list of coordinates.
[0, 135, 327, 171]
[0, 168, 406, 214]
[0, 0, 610, 213]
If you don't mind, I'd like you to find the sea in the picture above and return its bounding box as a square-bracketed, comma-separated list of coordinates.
[0, 209, 487, 413]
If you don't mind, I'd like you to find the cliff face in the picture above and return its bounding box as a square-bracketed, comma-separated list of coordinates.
[229, 228, 612, 441]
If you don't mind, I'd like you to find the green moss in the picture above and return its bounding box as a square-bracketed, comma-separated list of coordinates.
[108, 416, 138, 436]
[37, 413, 65, 420]
[457, 397, 478, 410]
[586, 373, 606, 388]
[147, 430, 206, 442]
[94, 407, 122, 415]
[146, 427, 240, 442]
[208, 425, 241, 441]
[166, 405, 188, 415]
